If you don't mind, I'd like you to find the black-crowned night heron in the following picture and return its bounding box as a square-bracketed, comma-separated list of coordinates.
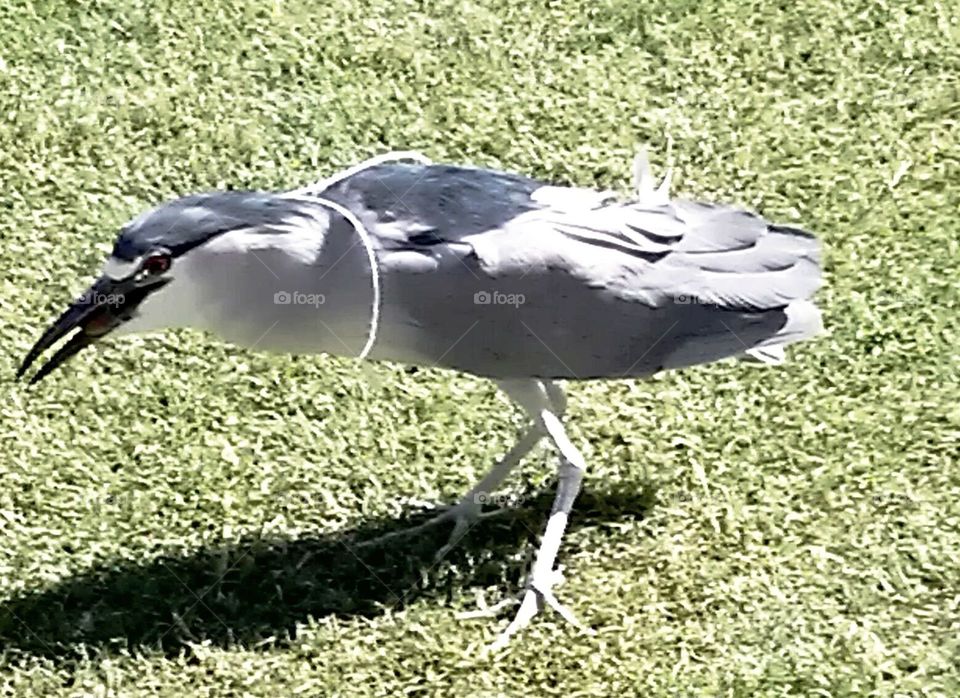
[18, 150, 822, 650]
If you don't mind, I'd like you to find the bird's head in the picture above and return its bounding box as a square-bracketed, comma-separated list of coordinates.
[17, 191, 329, 384]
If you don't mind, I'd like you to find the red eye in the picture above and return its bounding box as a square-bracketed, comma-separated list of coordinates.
[143, 253, 171, 276]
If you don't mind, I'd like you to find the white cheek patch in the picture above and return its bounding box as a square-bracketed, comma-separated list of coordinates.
[102, 256, 140, 280]
[201, 224, 327, 266]
[109, 266, 197, 336]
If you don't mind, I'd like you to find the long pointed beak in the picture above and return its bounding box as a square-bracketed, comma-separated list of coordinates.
[17, 277, 128, 384]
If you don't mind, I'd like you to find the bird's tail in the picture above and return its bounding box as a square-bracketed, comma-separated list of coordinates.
[623, 149, 825, 370]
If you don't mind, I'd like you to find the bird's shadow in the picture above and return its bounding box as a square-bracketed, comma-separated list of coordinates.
[0, 485, 655, 662]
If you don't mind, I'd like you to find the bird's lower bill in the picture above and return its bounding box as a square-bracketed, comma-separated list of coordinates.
[17, 276, 163, 384]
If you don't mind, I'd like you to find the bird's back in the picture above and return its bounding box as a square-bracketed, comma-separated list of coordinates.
[312, 162, 822, 379]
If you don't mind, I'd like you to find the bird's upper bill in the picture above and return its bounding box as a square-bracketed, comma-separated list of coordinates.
[17, 252, 172, 384]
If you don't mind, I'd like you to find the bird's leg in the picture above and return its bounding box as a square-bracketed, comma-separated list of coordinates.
[356, 428, 539, 551]
[429, 422, 542, 560]
[487, 380, 596, 652]
[357, 380, 544, 554]
[408, 380, 558, 560]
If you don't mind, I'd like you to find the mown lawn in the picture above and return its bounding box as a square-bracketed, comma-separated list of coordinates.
[1, 0, 957, 695]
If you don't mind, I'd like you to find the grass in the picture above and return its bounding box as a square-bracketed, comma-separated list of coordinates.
[0, 0, 958, 695]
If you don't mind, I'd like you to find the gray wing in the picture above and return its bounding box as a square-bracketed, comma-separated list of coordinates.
[317, 163, 822, 379]
[318, 163, 547, 243]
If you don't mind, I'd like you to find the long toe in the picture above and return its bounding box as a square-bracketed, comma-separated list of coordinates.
[529, 566, 595, 633]
[359, 494, 498, 552]
[487, 589, 542, 653]
[486, 566, 594, 652]
[434, 502, 517, 561]
[355, 500, 468, 549]
[456, 595, 519, 621]
[433, 513, 474, 561]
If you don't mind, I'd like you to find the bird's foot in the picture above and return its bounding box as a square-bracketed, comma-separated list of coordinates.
[356, 496, 509, 560]
[464, 565, 595, 653]
[455, 589, 520, 621]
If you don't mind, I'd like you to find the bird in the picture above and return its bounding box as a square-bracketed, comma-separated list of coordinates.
[17, 148, 822, 650]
